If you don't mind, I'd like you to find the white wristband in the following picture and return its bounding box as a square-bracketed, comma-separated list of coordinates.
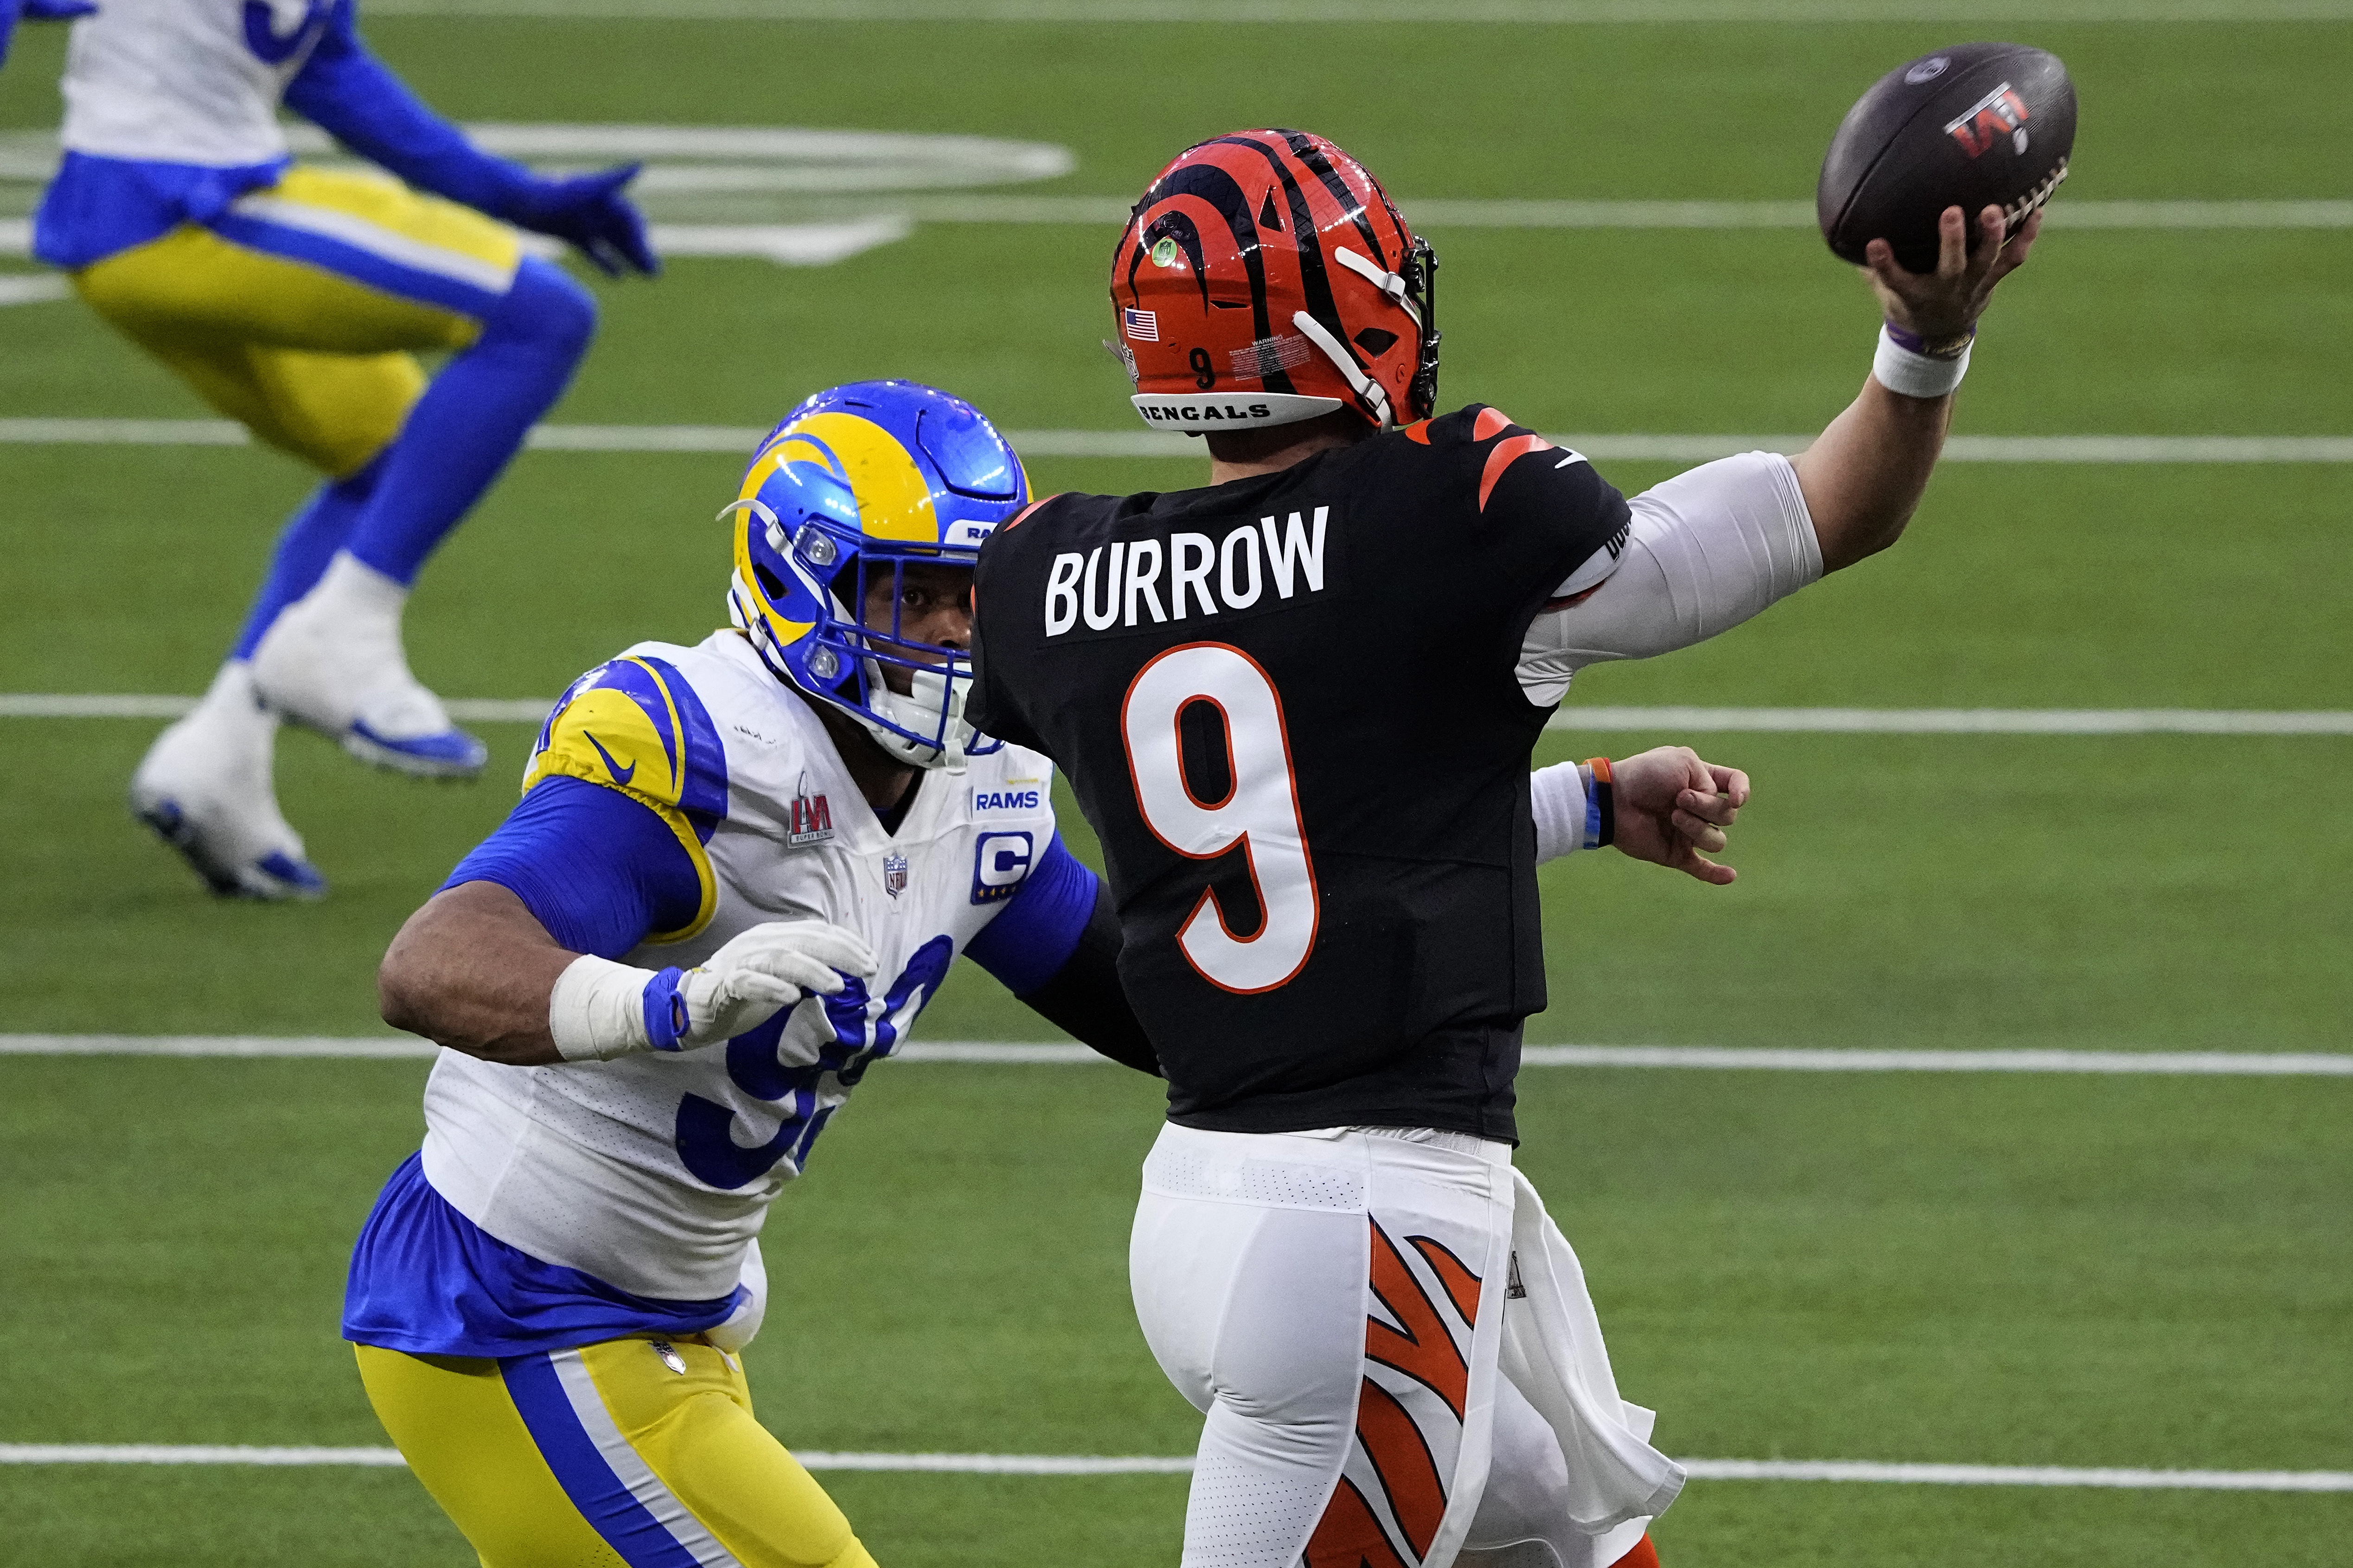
[1530, 759, 1592, 865]
[548, 954, 658, 1061]
[1871, 324, 1972, 400]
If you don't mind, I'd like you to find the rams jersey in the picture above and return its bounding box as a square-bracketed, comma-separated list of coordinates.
[58, 0, 340, 166]
[970, 406, 1629, 1144]
[416, 629, 1059, 1306]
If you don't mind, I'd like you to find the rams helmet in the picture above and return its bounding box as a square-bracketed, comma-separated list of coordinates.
[1112, 128, 1439, 435]
[723, 381, 1028, 770]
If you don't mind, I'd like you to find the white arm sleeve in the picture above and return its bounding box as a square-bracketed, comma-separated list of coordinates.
[1518, 451, 1822, 706]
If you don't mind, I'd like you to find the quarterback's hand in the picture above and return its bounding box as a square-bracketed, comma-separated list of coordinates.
[1610, 746, 1749, 886]
[671, 920, 879, 1050]
[1863, 203, 2041, 344]
[504, 163, 659, 278]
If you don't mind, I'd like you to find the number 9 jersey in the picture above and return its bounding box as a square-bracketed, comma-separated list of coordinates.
[969, 405, 1630, 1144]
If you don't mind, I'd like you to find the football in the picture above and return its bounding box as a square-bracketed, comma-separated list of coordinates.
[1817, 42, 2077, 274]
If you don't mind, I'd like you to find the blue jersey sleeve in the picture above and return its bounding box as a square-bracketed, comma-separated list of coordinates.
[442, 776, 703, 960]
[285, 2, 537, 217]
[962, 833, 1100, 997]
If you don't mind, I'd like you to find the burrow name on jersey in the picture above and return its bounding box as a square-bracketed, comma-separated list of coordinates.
[1044, 507, 1330, 637]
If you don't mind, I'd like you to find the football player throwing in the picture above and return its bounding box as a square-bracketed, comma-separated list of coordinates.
[345, 384, 1160, 1567]
[11, 0, 654, 899]
[968, 129, 2041, 1568]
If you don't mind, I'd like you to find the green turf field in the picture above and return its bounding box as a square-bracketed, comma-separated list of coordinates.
[2, 6, 2348, 1564]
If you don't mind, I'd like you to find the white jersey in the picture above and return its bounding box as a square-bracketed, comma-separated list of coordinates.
[420, 630, 1059, 1302]
[57, 0, 335, 166]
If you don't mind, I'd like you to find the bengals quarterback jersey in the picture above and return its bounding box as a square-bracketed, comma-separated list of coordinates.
[970, 406, 1630, 1141]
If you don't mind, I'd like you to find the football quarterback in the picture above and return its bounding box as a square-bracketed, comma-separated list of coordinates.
[12, 0, 654, 899]
[970, 128, 2042, 1568]
[347, 384, 1157, 1567]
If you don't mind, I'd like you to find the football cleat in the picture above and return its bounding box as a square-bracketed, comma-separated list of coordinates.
[250, 553, 488, 778]
[1112, 128, 1439, 435]
[130, 663, 327, 900]
[723, 381, 1029, 772]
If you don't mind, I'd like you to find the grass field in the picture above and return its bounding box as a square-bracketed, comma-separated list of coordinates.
[2, 5, 2349, 1564]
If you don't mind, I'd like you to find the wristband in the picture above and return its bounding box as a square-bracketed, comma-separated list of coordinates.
[1582, 756, 1615, 849]
[1872, 322, 1973, 400]
[641, 967, 690, 1052]
[549, 954, 666, 1062]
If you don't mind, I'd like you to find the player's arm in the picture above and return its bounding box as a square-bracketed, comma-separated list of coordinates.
[1793, 203, 2042, 572]
[963, 834, 1160, 1076]
[379, 778, 874, 1065]
[282, 1, 655, 275]
[1529, 750, 1749, 886]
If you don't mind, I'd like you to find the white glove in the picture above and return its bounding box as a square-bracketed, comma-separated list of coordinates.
[548, 919, 880, 1062]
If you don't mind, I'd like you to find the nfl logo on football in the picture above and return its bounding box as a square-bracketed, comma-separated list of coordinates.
[787, 772, 833, 846]
[882, 852, 910, 899]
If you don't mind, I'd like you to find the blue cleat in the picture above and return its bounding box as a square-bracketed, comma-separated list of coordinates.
[130, 664, 329, 901]
[343, 718, 489, 778]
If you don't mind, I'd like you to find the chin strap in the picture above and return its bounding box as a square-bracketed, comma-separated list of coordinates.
[1289, 310, 1394, 430]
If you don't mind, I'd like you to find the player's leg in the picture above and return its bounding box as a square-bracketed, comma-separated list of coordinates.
[79, 169, 595, 774]
[357, 1336, 877, 1568]
[209, 169, 596, 775]
[1131, 1124, 1517, 1568]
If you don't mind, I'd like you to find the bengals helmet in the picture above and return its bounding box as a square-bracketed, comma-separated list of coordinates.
[1111, 128, 1438, 435]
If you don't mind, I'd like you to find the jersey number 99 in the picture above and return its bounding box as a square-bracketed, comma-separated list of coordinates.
[1121, 643, 1319, 993]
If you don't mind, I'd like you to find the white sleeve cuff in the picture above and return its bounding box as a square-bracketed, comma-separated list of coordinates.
[1531, 760, 1591, 864]
[547, 954, 655, 1062]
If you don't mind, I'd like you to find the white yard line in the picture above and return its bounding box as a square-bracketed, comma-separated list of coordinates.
[355, 0, 2353, 25]
[5, 1037, 2348, 1074]
[0, 1444, 2345, 1489]
[7, 696, 2348, 734]
[3, 420, 2350, 464]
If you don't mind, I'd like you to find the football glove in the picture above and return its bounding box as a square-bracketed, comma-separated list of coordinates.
[501, 163, 659, 278]
[549, 919, 878, 1061]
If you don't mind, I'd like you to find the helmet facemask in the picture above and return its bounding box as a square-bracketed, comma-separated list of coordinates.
[724, 497, 996, 774]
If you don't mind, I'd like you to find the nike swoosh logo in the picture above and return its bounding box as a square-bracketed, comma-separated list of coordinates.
[583, 731, 636, 785]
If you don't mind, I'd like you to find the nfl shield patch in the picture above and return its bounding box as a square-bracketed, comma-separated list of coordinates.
[882, 852, 910, 899]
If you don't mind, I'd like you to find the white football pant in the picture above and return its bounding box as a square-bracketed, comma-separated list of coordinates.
[1131, 1123, 1683, 1568]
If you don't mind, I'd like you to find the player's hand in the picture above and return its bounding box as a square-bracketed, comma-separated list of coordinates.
[1609, 746, 1749, 886]
[1862, 203, 2041, 343]
[506, 162, 659, 278]
[673, 919, 879, 1050]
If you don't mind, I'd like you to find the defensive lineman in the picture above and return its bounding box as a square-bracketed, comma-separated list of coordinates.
[346, 384, 1168, 1566]
[14, 0, 654, 898]
[969, 129, 2041, 1568]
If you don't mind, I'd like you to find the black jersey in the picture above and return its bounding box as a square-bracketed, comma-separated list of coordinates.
[969, 406, 1631, 1141]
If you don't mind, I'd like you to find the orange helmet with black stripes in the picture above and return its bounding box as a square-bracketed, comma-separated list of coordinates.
[1111, 129, 1439, 435]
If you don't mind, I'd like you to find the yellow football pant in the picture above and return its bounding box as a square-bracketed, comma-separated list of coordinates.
[356, 1337, 877, 1568]
[72, 167, 521, 478]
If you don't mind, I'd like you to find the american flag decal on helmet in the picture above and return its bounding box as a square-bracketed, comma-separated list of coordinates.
[1122, 307, 1160, 342]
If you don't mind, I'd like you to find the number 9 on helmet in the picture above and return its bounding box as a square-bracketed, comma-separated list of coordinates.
[721, 381, 1029, 771]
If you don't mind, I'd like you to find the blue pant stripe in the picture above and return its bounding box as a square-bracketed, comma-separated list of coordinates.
[500, 1351, 708, 1568]
[205, 211, 505, 319]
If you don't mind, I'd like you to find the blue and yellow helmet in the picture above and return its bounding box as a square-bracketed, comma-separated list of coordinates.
[723, 381, 1029, 769]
